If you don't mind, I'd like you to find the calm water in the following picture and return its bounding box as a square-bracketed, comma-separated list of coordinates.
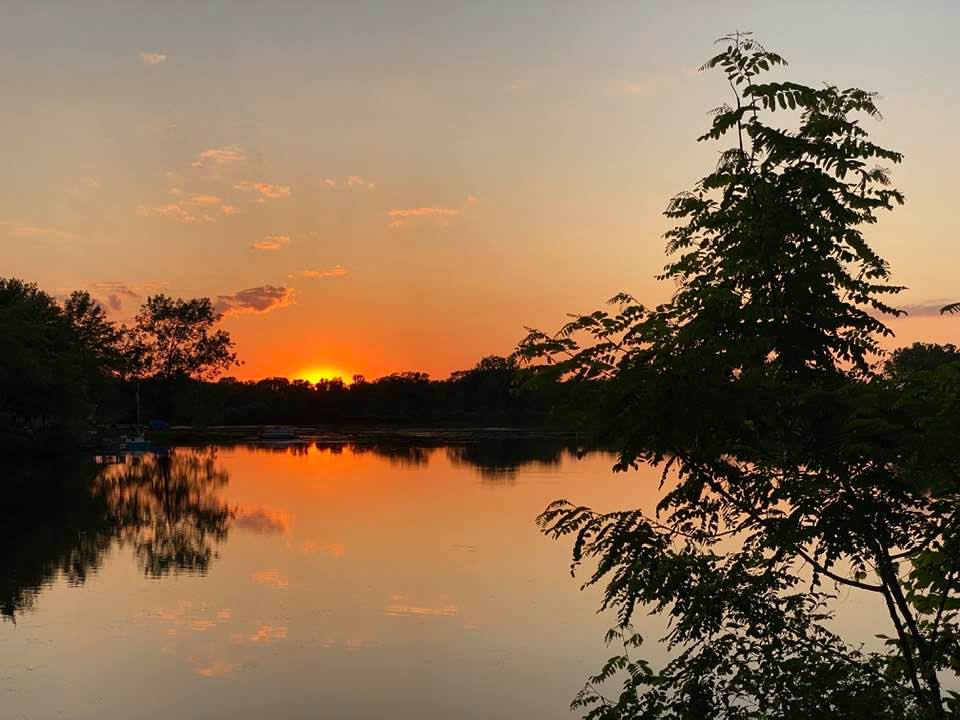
[2, 440, 647, 720]
[2, 439, 890, 719]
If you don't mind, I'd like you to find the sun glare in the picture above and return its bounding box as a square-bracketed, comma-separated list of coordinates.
[294, 366, 350, 384]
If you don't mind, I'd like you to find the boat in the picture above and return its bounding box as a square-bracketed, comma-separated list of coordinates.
[122, 433, 152, 451]
[259, 426, 301, 441]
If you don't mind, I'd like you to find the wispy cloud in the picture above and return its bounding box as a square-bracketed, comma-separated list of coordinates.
[139, 51, 168, 66]
[324, 176, 375, 190]
[8, 225, 75, 240]
[388, 207, 460, 219]
[235, 181, 291, 199]
[248, 625, 288, 644]
[302, 541, 346, 558]
[186, 194, 222, 206]
[897, 300, 960, 317]
[221, 204, 242, 215]
[192, 146, 246, 168]
[466, 194, 480, 205]
[215, 286, 295, 316]
[296, 265, 347, 279]
[138, 204, 213, 225]
[387, 206, 460, 229]
[251, 234, 290, 251]
[194, 661, 237, 679]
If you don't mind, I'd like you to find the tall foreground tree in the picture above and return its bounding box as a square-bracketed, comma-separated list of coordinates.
[520, 34, 959, 718]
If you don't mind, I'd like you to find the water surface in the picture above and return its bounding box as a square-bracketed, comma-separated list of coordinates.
[2, 438, 894, 719]
[3, 440, 650, 720]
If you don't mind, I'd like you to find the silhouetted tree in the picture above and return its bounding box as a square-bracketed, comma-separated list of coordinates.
[520, 33, 959, 718]
[887, 343, 960, 376]
[131, 295, 238, 381]
[0, 279, 88, 451]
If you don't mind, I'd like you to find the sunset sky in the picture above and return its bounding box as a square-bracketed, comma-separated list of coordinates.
[2, 1, 958, 381]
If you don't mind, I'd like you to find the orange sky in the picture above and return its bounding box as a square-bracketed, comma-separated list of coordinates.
[1, 2, 958, 380]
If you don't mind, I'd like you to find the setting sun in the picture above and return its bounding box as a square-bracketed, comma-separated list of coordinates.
[294, 366, 351, 384]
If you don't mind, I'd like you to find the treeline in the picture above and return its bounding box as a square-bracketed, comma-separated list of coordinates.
[131, 361, 571, 427]
[0, 277, 579, 454]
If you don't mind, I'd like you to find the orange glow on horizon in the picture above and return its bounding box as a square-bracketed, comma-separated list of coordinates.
[293, 366, 352, 385]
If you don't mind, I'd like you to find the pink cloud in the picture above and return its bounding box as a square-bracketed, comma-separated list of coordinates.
[234, 181, 291, 199]
[387, 207, 460, 218]
[215, 286, 295, 316]
[192, 146, 246, 168]
[138, 204, 213, 225]
[298, 265, 347, 279]
[187, 194, 222, 206]
[251, 235, 290, 251]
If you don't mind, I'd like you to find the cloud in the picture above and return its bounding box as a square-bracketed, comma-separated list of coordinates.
[88, 282, 141, 313]
[251, 234, 290, 251]
[385, 594, 458, 618]
[8, 225, 74, 240]
[221, 204, 241, 216]
[302, 541, 345, 557]
[194, 661, 238, 679]
[896, 301, 960, 317]
[249, 625, 288, 644]
[233, 506, 290, 534]
[168, 187, 183, 196]
[139, 51, 168, 66]
[324, 176, 374, 190]
[466, 194, 479, 205]
[251, 569, 289, 588]
[186, 194, 222, 206]
[388, 207, 460, 218]
[138, 203, 213, 225]
[387, 207, 460, 229]
[215, 285, 295, 316]
[192, 146, 246, 168]
[234, 181, 291, 199]
[297, 265, 347, 279]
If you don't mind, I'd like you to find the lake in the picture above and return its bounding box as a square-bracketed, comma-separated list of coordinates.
[2, 438, 651, 719]
[1, 437, 891, 719]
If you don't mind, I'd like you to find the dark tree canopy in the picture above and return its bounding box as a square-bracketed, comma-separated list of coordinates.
[132, 295, 238, 381]
[519, 34, 960, 719]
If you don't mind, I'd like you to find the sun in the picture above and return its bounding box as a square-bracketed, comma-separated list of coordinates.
[294, 366, 350, 384]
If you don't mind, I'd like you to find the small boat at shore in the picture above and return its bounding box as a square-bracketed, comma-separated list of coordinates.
[259, 426, 301, 441]
[121, 433, 152, 451]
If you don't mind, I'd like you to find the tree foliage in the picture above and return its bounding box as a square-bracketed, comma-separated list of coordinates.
[130, 295, 238, 381]
[0, 282, 241, 452]
[519, 33, 960, 719]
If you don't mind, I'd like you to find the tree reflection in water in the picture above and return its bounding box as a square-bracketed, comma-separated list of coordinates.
[1, 448, 232, 621]
[1, 439, 593, 621]
[95, 448, 231, 577]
